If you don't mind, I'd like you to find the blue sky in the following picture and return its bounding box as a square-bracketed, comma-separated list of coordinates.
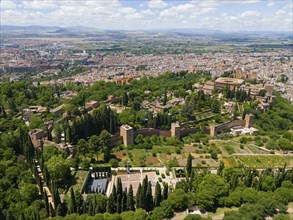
[1, 0, 292, 31]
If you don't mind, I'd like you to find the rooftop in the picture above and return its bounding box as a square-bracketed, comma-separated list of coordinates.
[215, 77, 244, 85]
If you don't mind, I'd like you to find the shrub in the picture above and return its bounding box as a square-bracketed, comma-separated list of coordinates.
[109, 159, 119, 168]
[166, 170, 170, 176]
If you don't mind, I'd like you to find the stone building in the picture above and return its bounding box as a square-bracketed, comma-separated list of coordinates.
[120, 125, 134, 147]
[29, 129, 44, 148]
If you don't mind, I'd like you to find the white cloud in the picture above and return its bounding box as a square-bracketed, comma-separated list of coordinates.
[125, 13, 143, 19]
[240, 10, 261, 17]
[141, 9, 156, 16]
[267, 2, 275, 6]
[120, 7, 136, 14]
[22, 0, 57, 9]
[0, 0, 292, 31]
[1, 0, 16, 9]
[275, 10, 286, 15]
[148, 0, 168, 9]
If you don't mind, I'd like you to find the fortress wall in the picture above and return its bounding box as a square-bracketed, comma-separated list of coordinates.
[216, 120, 245, 130]
[180, 127, 201, 137]
[134, 128, 161, 138]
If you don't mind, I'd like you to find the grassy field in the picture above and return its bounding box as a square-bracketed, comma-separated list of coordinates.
[235, 155, 293, 168]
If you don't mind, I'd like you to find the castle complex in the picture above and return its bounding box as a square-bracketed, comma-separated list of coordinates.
[119, 114, 256, 146]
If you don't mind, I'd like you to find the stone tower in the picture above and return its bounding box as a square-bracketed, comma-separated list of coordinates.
[244, 114, 254, 128]
[171, 122, 181, 139]
[209, 124, 217, 137]
[120, 125, 134, 147]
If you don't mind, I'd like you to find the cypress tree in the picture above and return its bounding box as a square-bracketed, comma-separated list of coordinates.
[163, 90, 167, 105]
[127, 184, 135, 211]
[122, 91, 128, 106]
[136, 183, 142, 208]
[186, 153, 192, 177]
[139, 175, 149, 209]
[145, 181, 153, 212]
[107, 193, 116, 213]
[162, 183, 168, 200]
[112, 184, 117, 212]
[121, 191, 127, 212]
[116, 178, 123, 213]
[70, 188, 77, 213]
[154, 182, 162, 207]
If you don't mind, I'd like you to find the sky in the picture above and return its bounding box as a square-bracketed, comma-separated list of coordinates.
[1, 0, 292, 32]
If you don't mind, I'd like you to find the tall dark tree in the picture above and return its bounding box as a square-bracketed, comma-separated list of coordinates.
[145, 181, 153, 212]
[136, 183, 142, 208]
[186, 153, 193, 177]
[116, 178, 123, 213]
[107, 193, 116, 213]
[127, 184, 135, 211]
[121, 191, 127, 212]
[154, 182, 162, 207]
[163, 90, 167, 105]
[162, 183, 169, 200]
[122, 91, 129, 106]
[70, 188, 77, 213]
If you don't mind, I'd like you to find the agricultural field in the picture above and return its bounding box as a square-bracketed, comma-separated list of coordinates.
[223, 157, 238, 167]
[234, 155, 293, 168]
[211, 140, 267, 156]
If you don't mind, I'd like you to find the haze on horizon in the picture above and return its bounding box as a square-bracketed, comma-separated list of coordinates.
[0, 0, 292, 32]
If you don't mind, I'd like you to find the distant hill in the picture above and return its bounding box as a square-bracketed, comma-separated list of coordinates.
[1, 25, 291, 39]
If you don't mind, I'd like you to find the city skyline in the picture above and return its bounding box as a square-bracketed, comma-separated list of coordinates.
[1, 0, 292, 32]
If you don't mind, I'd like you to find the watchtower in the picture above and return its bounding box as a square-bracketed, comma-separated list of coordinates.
[245, 114, 254, 128]
[120, 125, 134, 147]
[171, 122, 181, 139]
[209, 124, 217, 137]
